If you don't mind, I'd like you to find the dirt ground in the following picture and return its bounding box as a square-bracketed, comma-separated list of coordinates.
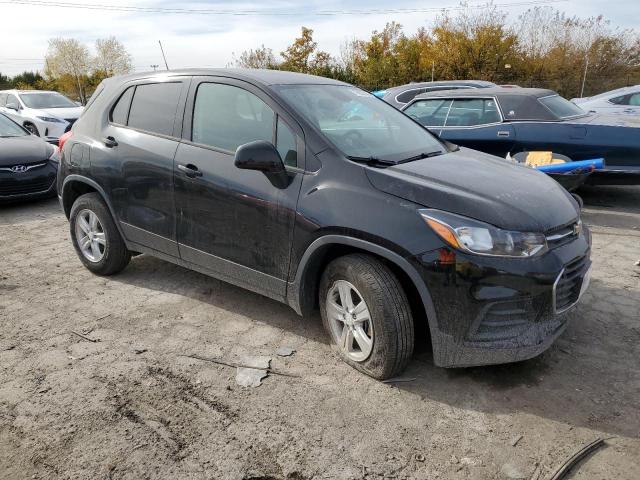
[1, 185, 639, 480]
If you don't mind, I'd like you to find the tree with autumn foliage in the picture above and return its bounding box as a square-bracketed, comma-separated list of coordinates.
[235, 3, 639, 98]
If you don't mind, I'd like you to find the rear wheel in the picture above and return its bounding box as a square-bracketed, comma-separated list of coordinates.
[319, 254, 414, 380]
[70, 193, 131, 275]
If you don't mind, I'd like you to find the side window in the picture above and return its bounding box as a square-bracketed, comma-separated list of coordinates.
[445, 98, 501, 127]
[110, 86, 135, 125]
[192, 83, 274, 152]
[609, 95, 627, 105]
[404, 99, 452, 127]
[276, 117, 297, 167]
[628, 93, 640, 106]
[396, 88, 422, 105]
[7, 94, 20, 108]
[127, 82, 182, 136]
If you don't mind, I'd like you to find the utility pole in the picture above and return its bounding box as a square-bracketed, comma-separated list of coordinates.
[580, 55, 589, 98]
[431, 61, 435, 82]
[158, 40, 169, 70]
[150, 64, 159, 71]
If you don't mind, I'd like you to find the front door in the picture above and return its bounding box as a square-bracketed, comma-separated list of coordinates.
[173, 78, 304, 300]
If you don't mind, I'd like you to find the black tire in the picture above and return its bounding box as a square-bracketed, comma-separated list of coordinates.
[319, 254, 414, 380]
[69, 192, 131, 275]
[23, 122, 39, 136]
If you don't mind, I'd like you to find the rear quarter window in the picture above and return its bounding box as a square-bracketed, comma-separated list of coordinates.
[110, 86, 135, 125]
[127, 82, 183, 137]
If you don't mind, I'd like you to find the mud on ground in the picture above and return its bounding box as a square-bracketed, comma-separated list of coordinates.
[1, 186, 639, 479]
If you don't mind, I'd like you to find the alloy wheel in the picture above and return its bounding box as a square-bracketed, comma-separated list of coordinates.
[326, 280, 374, 362]
[74, 209, 106, 262]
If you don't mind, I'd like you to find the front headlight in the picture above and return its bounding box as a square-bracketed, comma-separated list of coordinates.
[419, 209, 548, 258]
[37, 116, 64, 123]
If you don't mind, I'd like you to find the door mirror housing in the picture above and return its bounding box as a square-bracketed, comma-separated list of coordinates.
[235, 140, 290, 188]
[6, 103, 19, 111]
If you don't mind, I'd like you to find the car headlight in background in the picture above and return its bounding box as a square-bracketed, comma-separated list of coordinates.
[37, 116, 64, 123]
[419, 209, 548, 258]
[47, 145, 60, 163]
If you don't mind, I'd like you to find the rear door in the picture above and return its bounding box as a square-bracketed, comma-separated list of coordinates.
[173, 77, 305, 300]
[438, 97, 515, 157]
[90, 78, 189, 256]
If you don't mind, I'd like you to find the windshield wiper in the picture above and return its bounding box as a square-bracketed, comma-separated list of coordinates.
[396, 151, 444, 164]
[346, 155, 396, 167]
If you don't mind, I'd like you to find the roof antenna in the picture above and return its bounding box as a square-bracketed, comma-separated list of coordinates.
[158, 40, 169, 70]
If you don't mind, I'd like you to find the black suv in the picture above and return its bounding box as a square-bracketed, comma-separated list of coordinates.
[58, 69, 591, 379]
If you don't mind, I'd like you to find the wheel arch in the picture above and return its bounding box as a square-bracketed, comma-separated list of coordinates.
[287, 235, 438, 347]
[61, 175, 126, 241]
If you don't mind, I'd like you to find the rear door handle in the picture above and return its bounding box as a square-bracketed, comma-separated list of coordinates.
[103, 136, 118, 148]
[177, 163, 203, 177]
[497, 131, 510, 137]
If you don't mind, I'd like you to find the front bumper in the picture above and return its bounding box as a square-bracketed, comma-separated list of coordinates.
[0, 161, 58, 203]
[410, 227, 592, 368]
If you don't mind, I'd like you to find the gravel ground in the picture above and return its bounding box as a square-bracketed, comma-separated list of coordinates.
[1, 186, 639, 480]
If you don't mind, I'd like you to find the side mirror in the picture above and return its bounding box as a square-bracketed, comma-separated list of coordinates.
[6, 103, 19, 111]
[235, 140, 290, 188]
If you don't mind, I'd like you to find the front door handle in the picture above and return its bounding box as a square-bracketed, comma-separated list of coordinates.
[177, 163, 203, 178]
[497, 131, 510, 137]
[103, 136, 118, 148]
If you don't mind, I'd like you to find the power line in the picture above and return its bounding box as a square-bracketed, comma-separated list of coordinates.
[1, 0, 569, 16]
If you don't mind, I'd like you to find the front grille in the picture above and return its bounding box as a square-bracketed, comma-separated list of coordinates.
[64, 118, 76, 133]
[0, 178, 54, 196]
[555, 255, 590, 312]
[545, 220, 580, 249]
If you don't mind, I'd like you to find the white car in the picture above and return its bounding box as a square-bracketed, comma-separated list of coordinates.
[0, 90, 84, 144]
[572, 85, 640, 115]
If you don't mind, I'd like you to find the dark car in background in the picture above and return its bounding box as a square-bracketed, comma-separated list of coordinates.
[0, 113, 59, 203]
[378, 80, 497, 109]
[57, 69, 590, 379]
[402, 87, 640, 184]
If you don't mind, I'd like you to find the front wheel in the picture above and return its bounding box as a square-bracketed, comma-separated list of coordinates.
[23, 122, 39, 136]
[319, 254, 414, 380]
[69, 193, 131, 275]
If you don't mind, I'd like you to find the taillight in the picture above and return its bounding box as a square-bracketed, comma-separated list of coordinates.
[59, 131, 73, 151]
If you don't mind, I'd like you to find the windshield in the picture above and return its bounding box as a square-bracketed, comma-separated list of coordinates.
[20, 92, 77, 109]
[0, 114, 28, 137]
[274, 84, 445, 163]
[538, 95, 586, 119]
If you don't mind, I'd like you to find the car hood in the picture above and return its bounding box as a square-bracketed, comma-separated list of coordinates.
[365, 147, 579, 232]
[39, 106, 84, 120]
[568, 113, 640, 128]
[0, 135, 51, 166]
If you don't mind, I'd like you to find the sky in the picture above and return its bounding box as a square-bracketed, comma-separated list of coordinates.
[0, 0, 638, 76]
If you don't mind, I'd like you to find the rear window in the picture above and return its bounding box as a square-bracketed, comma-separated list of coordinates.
[538, 95, 585, 119]
[127, 82, 182, 136]
[396, 88, 423, 104]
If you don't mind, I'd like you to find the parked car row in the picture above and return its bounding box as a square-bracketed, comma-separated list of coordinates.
[0, 89, 83, 144]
